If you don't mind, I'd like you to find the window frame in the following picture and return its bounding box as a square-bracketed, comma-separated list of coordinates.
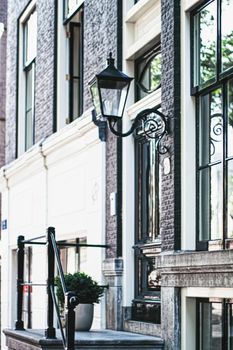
[191, 0, 233, 95]
[17, 2, 37, 156]
[68, 21, 83, 122]
[63, 0, 84, 24]
[196, 298, 233, 350]
[191, 0, 233, 250]
[135, 45, 161, 102]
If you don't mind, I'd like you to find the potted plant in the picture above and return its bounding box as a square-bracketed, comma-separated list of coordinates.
[55, 272, 104, 331]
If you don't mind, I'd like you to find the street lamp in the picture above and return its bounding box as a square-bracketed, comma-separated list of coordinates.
[90, 53, 168, 154]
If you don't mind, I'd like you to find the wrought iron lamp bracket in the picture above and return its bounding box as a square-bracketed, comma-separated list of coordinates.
[108, 107, 169, 155]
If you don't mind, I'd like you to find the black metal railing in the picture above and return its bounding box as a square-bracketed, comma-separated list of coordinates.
[15, 227, 109, 350]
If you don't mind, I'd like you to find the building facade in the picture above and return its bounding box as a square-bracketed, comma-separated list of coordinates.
[1, 0, 233, 349]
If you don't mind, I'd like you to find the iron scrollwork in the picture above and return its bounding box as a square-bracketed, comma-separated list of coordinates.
[108, 107, 169, 155]
[210, 113, 223, 157]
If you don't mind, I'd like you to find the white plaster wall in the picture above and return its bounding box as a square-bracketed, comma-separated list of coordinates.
[0, 115, 105, 349]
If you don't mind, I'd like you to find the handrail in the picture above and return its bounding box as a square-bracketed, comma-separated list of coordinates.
[15, 227, 108, 350]
[50, 285, 66, 348]
[50, 231, 68, 295]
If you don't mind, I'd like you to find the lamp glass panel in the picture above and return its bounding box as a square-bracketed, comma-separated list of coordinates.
[99, 83, 128, 118]
[90, 81, 101, 117]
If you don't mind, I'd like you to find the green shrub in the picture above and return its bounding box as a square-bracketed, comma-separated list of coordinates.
[55, 272, 104, 306]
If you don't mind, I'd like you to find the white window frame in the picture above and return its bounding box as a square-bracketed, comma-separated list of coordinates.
[17, 0, 37, 156]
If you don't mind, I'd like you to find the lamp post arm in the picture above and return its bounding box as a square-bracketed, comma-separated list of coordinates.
[108, 107, 166, 138]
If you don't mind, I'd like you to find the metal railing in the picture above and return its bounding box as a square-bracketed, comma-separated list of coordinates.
[15, 227, 109, 350]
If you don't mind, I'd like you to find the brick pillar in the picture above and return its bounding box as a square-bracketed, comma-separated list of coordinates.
[160, 1, 181, 348]
[160, 0, 181, 252]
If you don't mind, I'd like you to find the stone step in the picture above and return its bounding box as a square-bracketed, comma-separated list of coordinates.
[4, 328, 164, 349]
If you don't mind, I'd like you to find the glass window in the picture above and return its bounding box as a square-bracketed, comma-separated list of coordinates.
[69, 22, 82, 121]
[135, 137, 161, 243]
[60, 237, 87, 274]
[197, 299, 233, 350]
[64, 0, 83, 21]
[22, 9, 37, 152]
[193, 1, 217, 88]
[221, 0, 233, 73]
[24, 10, 37, 66]
[192, 0, 233, 92]
[193, 2, 233, 250]
[136, 47, 161, 101]
[133, 118, 161, 323]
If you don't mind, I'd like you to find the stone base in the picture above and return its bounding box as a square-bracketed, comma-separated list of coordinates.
[4, 329, 164, 349]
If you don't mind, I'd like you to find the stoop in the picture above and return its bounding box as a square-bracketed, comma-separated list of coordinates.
[4, 328, 164, 349]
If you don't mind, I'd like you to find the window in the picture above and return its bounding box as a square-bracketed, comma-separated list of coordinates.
[192, 0, 233, 92]
[69, 22, 82, 121]
[59, 237, 87, 274]
[57, 2, 83, 128]
[18, 6, 37, 154]
[197, 298, 233, 350]
[64, 0, 84, 22]
[135, 46, 161, 101]
[132, 123, 161, 323]
[192, 0, 233, 250]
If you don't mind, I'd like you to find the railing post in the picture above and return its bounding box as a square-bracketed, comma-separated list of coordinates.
[45, 227, 56, 339]
[65, 292, 77, 350]
[15, 235, 25, 330]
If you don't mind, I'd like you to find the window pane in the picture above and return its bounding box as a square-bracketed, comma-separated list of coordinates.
[228, 79, 233, 157]
[194, 1, 217, 87]
[72, 79, 80, 120]
[210, 164, 223, 240]
[227, 303, 233, 350]
[136, 49, 161, 100]
[25, 109, 33, 150]
[199, 164, 223, 241]
[72, 26, 80, 77]
[221, 0, 233, 73]
[25, 65, 34, 151]
[135, 139, 161, 243]
[227, 161, 233, 238]
[210, 89, 223, 163]
[24, 10, 37, 65]
[199, 168, 210, 241]
[199, 89, 223, 166]
[199, 302, 222, 350]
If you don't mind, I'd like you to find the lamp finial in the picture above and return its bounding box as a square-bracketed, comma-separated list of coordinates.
[107, 52, 115, 67]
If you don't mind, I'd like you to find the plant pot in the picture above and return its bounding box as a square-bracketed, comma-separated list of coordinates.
[75, 303, 94, 331]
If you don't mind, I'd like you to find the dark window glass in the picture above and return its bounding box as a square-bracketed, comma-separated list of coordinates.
[136, 47, 161, 101]
[221, 0, 233, 73]
[69, 22, 82, 121]
[135, 138, 161, 243]
[23, 9, 37, 151]
[197, 299, 233, 350]
[133, 123, 161, 323]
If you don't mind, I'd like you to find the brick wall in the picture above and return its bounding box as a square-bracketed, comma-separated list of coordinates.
[160, 0, 181, 252]
[83, 0, 119, 258]
[0, 0, 6, 168]
[5, 0, 56, 164]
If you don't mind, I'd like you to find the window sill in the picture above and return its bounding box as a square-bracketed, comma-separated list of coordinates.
[126, 0, 158, 23]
